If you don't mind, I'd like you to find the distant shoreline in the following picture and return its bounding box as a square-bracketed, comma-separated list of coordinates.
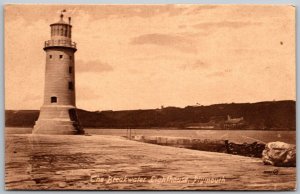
[5, 100, 296, 131]
[5, 126, 296, 131]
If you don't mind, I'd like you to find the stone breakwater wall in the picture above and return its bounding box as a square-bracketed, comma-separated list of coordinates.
[131, 135, 265, 158]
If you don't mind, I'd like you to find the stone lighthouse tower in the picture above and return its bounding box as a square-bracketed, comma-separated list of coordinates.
[33, 11, 84, 135]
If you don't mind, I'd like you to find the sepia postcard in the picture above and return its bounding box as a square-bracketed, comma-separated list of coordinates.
[4, 4, 296, 190]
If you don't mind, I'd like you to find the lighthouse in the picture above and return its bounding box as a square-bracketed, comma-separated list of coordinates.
[33, 11, 84, 135]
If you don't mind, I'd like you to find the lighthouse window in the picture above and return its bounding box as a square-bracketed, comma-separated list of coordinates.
[51, 96, 57, 103]
[59, 55, 63, 59]
[49, 55, 52, 59]
[68, 82, 74, 90]
[69, 66, 72, 74]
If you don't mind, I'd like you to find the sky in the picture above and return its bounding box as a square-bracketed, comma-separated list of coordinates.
[5, 4, 295, 111]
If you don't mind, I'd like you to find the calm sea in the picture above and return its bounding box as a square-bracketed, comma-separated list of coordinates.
[6, 127, 296, 144]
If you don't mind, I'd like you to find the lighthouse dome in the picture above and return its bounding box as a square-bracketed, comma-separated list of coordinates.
[50, 13, 71, 26]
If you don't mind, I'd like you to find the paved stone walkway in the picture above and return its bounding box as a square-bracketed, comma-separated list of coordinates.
[5, 134, 296, 190]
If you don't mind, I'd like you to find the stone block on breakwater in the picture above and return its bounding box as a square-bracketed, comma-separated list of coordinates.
[262, 141, 296, 167]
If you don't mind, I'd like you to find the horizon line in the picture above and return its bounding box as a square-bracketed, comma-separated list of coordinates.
[5, 99, 295, 112]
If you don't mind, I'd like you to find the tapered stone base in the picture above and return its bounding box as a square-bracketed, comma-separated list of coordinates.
[33, 120, 83, 135]
[33, 105, 84, 135]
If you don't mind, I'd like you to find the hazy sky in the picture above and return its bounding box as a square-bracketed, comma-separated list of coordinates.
[5, 4, 295, 111]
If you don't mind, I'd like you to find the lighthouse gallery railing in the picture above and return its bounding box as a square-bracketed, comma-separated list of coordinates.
[44, 40, 77, 49]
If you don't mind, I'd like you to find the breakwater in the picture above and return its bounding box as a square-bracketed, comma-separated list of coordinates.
[131, 135, 265, 158]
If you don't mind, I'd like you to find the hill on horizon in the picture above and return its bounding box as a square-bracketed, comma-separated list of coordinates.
[5, 100, 296, 130]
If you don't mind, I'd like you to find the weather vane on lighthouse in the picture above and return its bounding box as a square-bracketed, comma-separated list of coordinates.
[61, 9, 66, 15]
[33, 10, 84, 135]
